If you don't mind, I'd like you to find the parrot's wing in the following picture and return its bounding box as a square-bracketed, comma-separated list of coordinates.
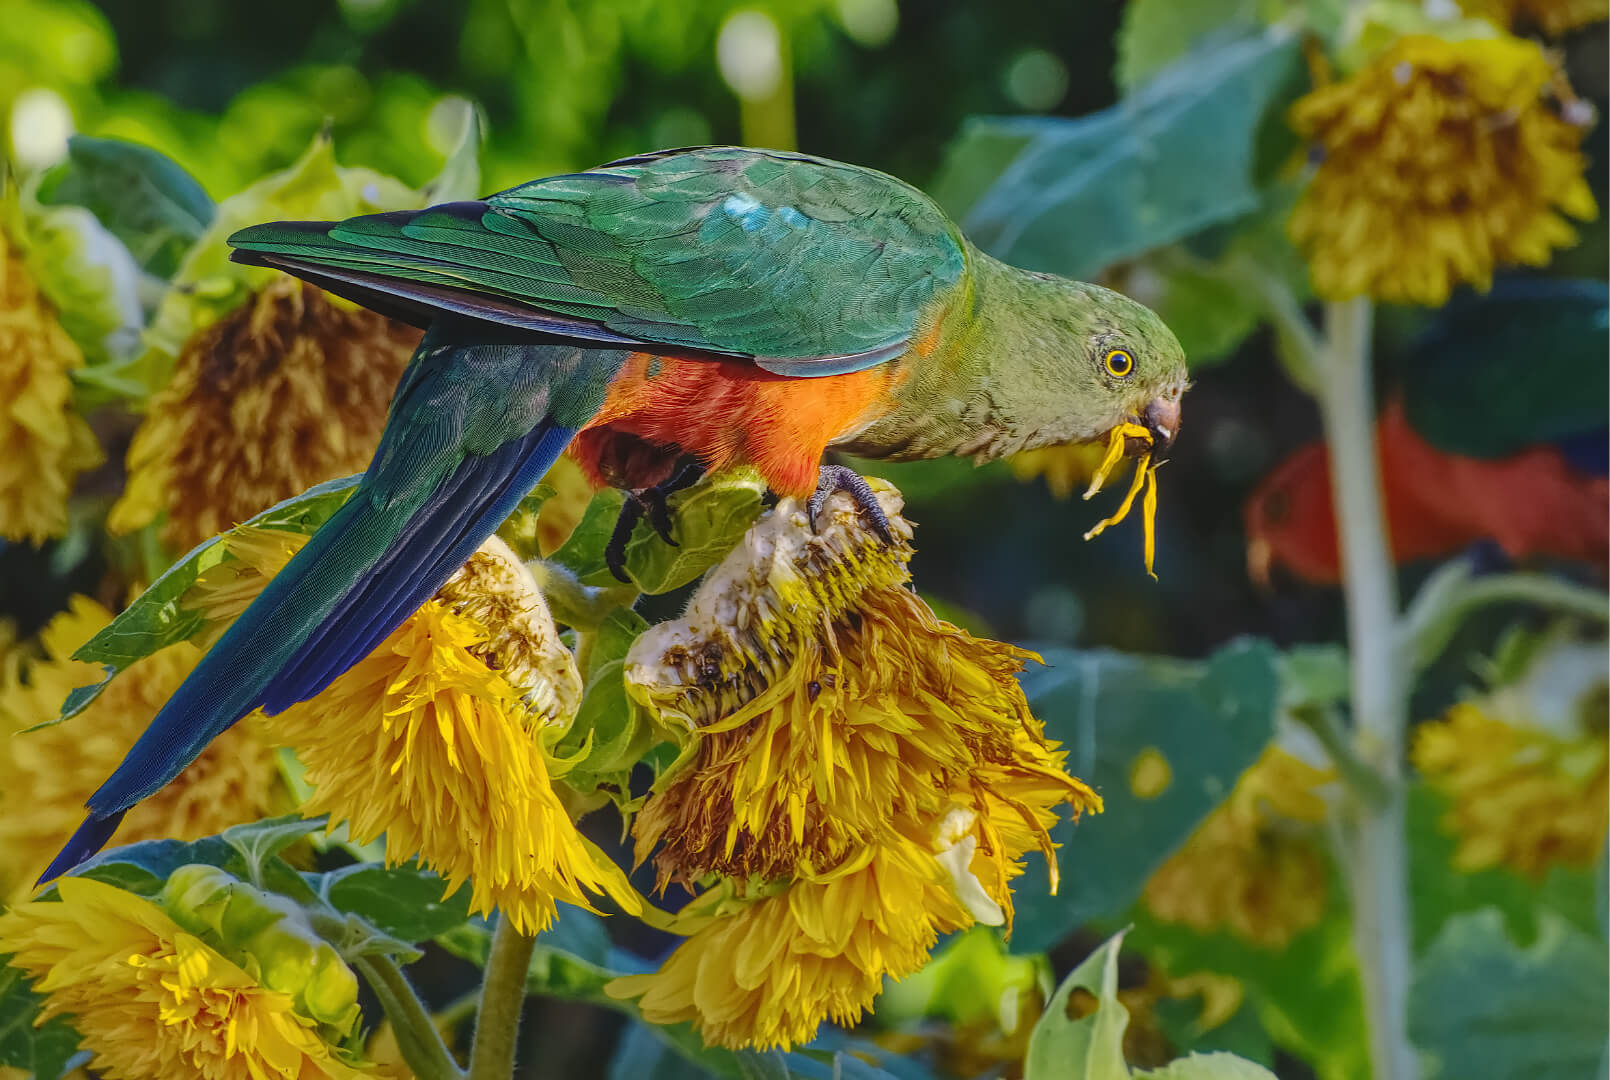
[1401, 277, 1608, 464]
[228, 146, 969, 376]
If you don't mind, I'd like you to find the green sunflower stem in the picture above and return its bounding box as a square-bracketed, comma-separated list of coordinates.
[1315, 297, 1417, 1080]
[356, 954, 465, 1080]
[468, 912, 537, 1080]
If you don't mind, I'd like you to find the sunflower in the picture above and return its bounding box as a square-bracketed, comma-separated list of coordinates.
[612, 481, 1099, 1050]
[194, 528, 637, 933]
[625, 483, 1098, 891]
[1289, 30, 1596, 306]
[1413, 642, 1608, 877]
[0, 216, 102, 543]
[1143, 746, 1334, 948]
[0, 596, 284, 898]
[111, 277, 417, 551]
[0, 875, 371, 1079]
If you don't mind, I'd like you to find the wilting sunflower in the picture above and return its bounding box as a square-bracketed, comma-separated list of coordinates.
[1460, 0, 1608, 34]
[111, 277, 418, 550]
[612, 482, 1099, 1050]
[1143, 746, 1334, 948]
[0, 216, 102, 543]
[192, 527, 638, 933]
[1413, 641, 1608, 876]
[0, 596, 283, 898]
[0, 875, 371, 1079]
[1289, 30, 1597, 306]
[625, 483, 1098, 891]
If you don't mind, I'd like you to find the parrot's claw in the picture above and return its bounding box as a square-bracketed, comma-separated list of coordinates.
[809, 464, 893, 543]
[605, 462, 705, 583]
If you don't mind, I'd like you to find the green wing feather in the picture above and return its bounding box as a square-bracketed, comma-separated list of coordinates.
[229, 146, 969, 371]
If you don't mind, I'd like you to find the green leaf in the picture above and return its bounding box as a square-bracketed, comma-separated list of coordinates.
[1128, 899, 1368, 1080]
[554, 469, 768, 593]
[50, 474, 359, 725]
[1024, 927, 1130, 1080]
[435, 909, 622, 1005]
[609, 1020, 920, 1080]
[222, 813, 328, 881]
[13, 182, 144, 373]
[1136, 1052, 1279, 1080]
[69, 834, 246, 895]
[550, 487, 629, 582]
[1115, 0, 1264, 91]
[935, 25, 1303, 278]
[1409, 909, 1609, 1080]
[314, 862, 472, 943]
[1011, 639, 1280, 951]
[420, 99, 482, 203]
[116, 132, 447, 402]
[619, 469, 768, 595]
[0, 963, 84, 1080]
[38, 134, 215, 277]
[494, 483, 557, 562]
[559, 607, 656, 797]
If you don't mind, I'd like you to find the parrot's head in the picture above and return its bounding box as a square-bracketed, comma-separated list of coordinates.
[1243, 442, 1342, 586]
[1004, 274, 1190, 460]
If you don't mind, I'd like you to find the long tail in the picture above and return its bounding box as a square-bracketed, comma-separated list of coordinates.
[43, 332, 625, 882]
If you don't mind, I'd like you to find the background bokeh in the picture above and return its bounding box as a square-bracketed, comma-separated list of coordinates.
[0, 2, 1605, 1079]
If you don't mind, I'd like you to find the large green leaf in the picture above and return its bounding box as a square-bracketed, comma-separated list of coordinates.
[1024, 928, 1131, 1080]
[1128, 900, 1368, 1080]
[50, 474, 359, 725]
[1409, 909, 1608, 1080]
[1115, 0, 1264, 90]
[436, 911, 623, 1006]
[608, 1021, 921, 1080]
[933, 25, 1302, 278]
[1010, 639, 1280, 952]
[0, 964, 84, 1080]
[313, 862, 472, 944]
[38, 134, 214, 278]
[1136, 1054, 1280, 1080]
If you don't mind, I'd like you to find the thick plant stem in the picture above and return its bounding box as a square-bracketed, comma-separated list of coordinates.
[356, 955, 464, 1080]
[468, 912, 537, 1080]
[1315, 298, 1417, 1080]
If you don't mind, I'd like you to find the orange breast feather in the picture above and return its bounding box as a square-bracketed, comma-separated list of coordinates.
[573, 353, 901, 497]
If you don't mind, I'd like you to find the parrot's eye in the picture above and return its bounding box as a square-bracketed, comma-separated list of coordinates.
[1104, 348, 1135, 378]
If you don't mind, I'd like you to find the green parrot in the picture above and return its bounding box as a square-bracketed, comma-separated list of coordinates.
[43, 145, 1187, 881]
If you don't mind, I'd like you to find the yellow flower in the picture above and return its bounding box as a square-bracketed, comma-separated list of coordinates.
[197, 527, 637, 933]
[0, 218, 102, 543]
[610, 836, 975, 1052]
[613, 481, 1100, 1050]
[1460, 0, 1608, 34]
[0, 596, 284, 898]
[1289, 31, 1597, 305]
[0, 875, 370, 1079]
[1413, 673, 1608, 876]
[1143, 746, 1333, 948]
[111, 277, 418, 551]
[625, 483, 1098, 892]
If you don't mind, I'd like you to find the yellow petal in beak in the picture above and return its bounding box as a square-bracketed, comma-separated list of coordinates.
[1081, 423, 1162, 579]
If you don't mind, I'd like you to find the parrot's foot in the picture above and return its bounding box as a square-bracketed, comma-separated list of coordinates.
[809, 464, 893, 542]
[606, 462, 705, 583]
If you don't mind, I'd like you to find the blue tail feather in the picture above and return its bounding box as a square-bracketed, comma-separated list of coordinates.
[41, 338, 615, 885]
[263, 423, 574, 710]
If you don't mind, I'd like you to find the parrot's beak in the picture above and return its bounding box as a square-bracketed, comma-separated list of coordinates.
[1246, 534, 1273, 588]
[1142, 397, 1179, 454]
